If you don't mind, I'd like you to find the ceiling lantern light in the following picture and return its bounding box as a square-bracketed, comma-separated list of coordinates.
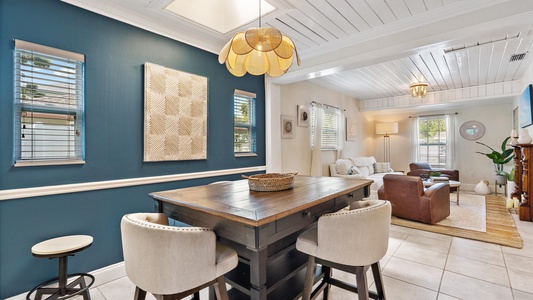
[218, 1, 300, 77]
[410, 82, 428, 98]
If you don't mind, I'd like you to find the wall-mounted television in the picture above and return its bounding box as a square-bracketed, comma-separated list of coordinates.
[520, 84, 533, 128]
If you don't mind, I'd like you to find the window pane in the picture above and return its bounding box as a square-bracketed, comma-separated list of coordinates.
[417, 116, 447, 168]
[311, 104, 340, 150]
[14, 40, 85, 165]
[234, 91, 256, 154]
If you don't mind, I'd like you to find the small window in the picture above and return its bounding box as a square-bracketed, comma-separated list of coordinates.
[417, 116, 447, 168]
[14, 40, 85, 166]
[311, 103, 341, 150]
[234, 90, 256, 156]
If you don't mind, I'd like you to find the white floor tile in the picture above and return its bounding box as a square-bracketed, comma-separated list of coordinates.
[508, 268, 533, 295]
[378, 275, 438, 300]
[445, 254, 510, 287]
[440, 271, 513, 300]
[393, 242, 448, 269]
[382, 257, 443, 291]
[449, 242, 505, 266]
[504, 252, 533, 274]
[512, 289, 533, 300]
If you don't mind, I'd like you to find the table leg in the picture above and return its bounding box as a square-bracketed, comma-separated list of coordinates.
[249, 247, 268, 300]
[456, 186, 460, 205]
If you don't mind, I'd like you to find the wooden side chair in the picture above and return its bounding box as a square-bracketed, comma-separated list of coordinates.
[120, 213, 238, 300]
[296, 200, 391, 300]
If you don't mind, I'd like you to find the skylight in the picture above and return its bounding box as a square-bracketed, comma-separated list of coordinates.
[164, 0, 276, 35]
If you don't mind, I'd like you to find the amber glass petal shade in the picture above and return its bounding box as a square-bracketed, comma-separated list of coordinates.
[245, 50, 269, 75]
[226, 60, 246, 77]
[226, 48, 239, 69]
[276, 53, 294, 70]
[218, 39, 232, 64]
[266, 51, 289, 77]
[273, 38, 295, 59]
[245, 28, 282, 52]
[231, 32, 253, 55]
[283, 36, 301, 66]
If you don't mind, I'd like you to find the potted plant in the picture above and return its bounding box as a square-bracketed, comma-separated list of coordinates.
[476, 136, 515, 184]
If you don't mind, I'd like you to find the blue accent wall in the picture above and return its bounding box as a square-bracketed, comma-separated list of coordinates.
[0, 0, 265, 297]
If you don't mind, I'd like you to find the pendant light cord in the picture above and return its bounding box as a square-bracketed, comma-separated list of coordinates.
[259, 0, 262, 28]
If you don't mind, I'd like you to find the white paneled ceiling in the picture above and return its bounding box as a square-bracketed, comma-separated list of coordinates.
[62, 0, 533, 110]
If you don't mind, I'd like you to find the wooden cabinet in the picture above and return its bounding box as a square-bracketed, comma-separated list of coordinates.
[513, 144, 533, 221]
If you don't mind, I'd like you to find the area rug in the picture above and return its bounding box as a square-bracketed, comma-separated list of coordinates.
[437, 194, 486, 232]
[391, 195, 523, 248]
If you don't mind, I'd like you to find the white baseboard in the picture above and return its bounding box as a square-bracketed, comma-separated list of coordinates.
[5, 262, 126, 300]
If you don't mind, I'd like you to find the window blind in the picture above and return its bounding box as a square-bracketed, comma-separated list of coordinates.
[311, 103, 341, 150]
[234, 90, 256, 154]
[14, 40, 85, 166]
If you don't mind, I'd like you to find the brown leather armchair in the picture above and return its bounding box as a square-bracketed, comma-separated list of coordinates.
[407, 162, 459, 191]
[378, 174, 450, 224]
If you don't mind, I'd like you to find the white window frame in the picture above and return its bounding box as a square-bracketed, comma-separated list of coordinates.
[13, 40, 85, 167]
[234, 89, 257, 157]
[311, 103, 341, 150]
[416, 115, 447, 168]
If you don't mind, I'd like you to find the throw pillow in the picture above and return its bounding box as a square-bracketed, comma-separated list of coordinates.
[374, 162, 391, 173]
[349, 166, 362, 175]
[359, 166, 370, 177]
[368, 164, 375, 175]
[335, 159, 352, 175]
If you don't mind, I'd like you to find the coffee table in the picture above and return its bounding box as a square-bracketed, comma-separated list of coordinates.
[423, 180, 461, 205]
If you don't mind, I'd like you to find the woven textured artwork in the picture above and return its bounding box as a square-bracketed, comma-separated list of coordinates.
[144, 62, 208, 161]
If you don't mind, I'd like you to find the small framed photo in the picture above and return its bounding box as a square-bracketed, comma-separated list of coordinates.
[297, 105, 309, 127]
[281, 115, 295, 139]
[346, 118, 357, 141]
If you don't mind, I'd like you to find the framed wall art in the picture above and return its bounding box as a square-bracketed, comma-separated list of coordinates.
[297, 105, 309, 127]
[281, 115, 295, 139]
[520, 84, 533, 128]
[346, 117, 357, 141]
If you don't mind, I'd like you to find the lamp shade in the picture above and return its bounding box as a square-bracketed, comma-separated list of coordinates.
[376, 122, 399, 135]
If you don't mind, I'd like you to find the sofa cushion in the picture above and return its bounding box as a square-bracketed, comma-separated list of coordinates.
[374, 162, 391, 173]
[335, 159, 354, 175]
[358, 166, 370, 177]
[367, 165, 375, 175]
[349, 166, 362, 175]
[351, 157, 374, 167]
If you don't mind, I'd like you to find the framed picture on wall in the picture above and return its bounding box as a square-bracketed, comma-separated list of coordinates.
[520, 84, 533, 128]
[297, 105, 309, 127]
[346, 118, 357, 141]
[281, 115, 295, 139]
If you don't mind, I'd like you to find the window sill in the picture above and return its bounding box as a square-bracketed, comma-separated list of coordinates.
[14, 159, 86, 167]
[235, 153, 258, 158]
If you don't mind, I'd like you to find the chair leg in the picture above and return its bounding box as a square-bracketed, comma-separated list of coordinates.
[355, 266, 369, 300]
[214, 276, 229, 300]
[134, 286, 147, 300]
[322, 266, 331, 300]
[192, 291, 200, 300]
[302, 256, 316, 300]
[371, 262, 386, 300]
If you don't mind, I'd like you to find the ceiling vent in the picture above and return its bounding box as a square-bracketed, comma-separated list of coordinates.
[510, 53, 527, 62]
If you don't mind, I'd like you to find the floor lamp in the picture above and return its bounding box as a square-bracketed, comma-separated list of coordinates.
[376, 122, 399, 163]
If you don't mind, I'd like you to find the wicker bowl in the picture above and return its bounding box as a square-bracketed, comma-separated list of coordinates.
[242, 172, 298, 192]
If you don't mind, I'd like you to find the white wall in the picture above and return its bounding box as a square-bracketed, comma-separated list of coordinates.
[366, 103, 514, 190]
[278, 81, 370, 176]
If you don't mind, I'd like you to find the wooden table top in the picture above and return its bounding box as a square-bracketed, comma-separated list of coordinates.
[150, 175, 372, 226]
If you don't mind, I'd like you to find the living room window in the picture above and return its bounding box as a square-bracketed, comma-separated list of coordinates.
[310, 103, 341, 150]
[234, 89, 256, 156]
[14, 40, 85, 166]
[416, 115, 448, 168]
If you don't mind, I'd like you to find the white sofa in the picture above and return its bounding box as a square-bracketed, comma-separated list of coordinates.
[329, 157, 403, 190]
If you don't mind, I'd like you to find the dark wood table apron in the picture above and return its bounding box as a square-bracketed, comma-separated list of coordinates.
[150, 176, 372, 300]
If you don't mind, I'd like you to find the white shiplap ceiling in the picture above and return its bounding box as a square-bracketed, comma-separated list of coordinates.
[62, 0, 533, 110]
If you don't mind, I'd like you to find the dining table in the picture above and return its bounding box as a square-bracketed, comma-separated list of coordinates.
[149, 175, 372, 300]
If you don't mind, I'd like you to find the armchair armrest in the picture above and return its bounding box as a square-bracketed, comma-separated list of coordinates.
[438, 169, 459, 181]
[406, 169, 431, 177]
[423, 183, 447, 198]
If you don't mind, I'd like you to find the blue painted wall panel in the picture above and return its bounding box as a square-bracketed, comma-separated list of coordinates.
[0, 0, 265, 297]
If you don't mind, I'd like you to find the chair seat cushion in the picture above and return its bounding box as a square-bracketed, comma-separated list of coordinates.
[32, 235, 93, 256]
[295, 226, 318, 256]
[215, 242, 238, 277]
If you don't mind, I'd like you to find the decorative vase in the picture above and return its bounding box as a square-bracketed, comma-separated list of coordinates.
[474, 180, 491, 195]
[518, 129, 532, 144]
[495, 174, 507, 185]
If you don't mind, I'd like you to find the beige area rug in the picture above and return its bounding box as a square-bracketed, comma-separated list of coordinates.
[390, 195, 523, 249]
[438, 194, 486, 232]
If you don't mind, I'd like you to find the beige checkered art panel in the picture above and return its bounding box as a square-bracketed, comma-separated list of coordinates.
[144, 62, 208, 161]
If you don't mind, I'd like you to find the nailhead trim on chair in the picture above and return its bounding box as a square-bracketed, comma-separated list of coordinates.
[323, 200, 388, 217]
[125, 214, 211, 232]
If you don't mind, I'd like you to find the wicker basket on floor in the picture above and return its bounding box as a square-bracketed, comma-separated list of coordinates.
[242, 172, 298, 192]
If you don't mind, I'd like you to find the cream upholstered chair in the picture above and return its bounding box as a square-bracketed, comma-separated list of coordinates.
[120, 213, 238, 300]
[296, 200, 391, 300]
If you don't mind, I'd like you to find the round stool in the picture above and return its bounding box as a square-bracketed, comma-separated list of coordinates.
[26, 235, 95, 300]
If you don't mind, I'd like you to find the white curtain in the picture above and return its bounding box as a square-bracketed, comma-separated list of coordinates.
[445, 113, 457, 169]
[410, 116, 420, 163]
[310, 103, 323, 176]
[337, 109, 345, 160]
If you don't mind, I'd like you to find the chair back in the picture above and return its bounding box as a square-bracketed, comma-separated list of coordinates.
[121, 213, 217, 295]
[380, 174, 425, 220]
[409, 162, 432, 171]
[316, 200, 391, 266]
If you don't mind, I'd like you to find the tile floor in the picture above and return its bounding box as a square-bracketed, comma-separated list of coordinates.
[13, 214, 533, 300]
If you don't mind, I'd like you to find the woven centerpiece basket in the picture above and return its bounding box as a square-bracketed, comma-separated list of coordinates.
[242, 172, 298, 192]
